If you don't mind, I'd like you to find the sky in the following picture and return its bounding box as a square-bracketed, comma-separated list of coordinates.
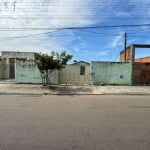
[0, 0, 150, 63]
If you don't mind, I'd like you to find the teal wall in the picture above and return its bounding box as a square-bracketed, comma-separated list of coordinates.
[15, 60, 58, 84]
[91, 61, 132, 85]
[15, 60, 42, 83]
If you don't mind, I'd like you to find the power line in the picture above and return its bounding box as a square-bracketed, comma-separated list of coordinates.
[0, 24, 150, 41]
[0, 29, 78, 40]
[1, 6, 150, 8]
[0, 16, 149, 18]
[78, 29, 121, 36]
[0, 2, 149, 5]
[0, 23, 150, 31]
[0, 2, 149, 11]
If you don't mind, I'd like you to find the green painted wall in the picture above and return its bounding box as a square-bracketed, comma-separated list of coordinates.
[15, 60, 58, 84]
[91, 61, 132, 85]
[15, 60, 42, 83]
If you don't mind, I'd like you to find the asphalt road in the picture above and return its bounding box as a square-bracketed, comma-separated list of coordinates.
[0, 95, 150, 150]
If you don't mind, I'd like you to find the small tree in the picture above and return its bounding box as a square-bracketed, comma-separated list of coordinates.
[35, 51, 72, 85]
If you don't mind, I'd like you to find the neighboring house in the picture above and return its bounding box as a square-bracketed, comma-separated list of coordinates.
[133, 62, 150, 85]
[58, 61, 90, 85]
[120, 44, 150, 85]
[0, 51, 35, 79]
[134, 56, 150, 63]
[120, 44, 150, 62]
[120, 46, 132, 62]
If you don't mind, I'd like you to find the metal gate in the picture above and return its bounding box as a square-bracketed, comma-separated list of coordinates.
[0, 64, 9, 79]
[9, 58, 15, 79]
[0, 63, 15, 79]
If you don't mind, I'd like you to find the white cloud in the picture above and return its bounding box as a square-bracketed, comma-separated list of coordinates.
[0, 0, 149, 58]
[113, 10, 130, 17]
[0, 0, 99, 30]
[0, 0, 101, 53]
[110, 34, 124, 48]
[98, 50, 110, 57]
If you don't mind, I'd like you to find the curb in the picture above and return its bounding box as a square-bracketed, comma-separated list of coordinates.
[43, 93, 106, 95]
[0, 92, 43, 96]
[0, 92, 150, 96]
[106, 93, 150, 96]
[44, 93, 150, 96]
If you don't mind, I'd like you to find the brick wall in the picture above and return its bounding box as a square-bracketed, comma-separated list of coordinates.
[135, 57, 150, 63]
[133, 62, 150, 85]
[120, 48, 150, 63]
[120, 47, 132, 62]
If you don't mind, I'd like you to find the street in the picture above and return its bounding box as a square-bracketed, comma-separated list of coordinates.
[0, 95, 150, 150]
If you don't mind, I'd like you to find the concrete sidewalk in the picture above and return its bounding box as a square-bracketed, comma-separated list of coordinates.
[0, 83, 150, 95]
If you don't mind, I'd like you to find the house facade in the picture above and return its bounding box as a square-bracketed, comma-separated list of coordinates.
[1, 45, 150, 85]
[58, 61, 90, 85]
[15, 60, 90, 85]
[0, 51, 90, 85]
[0, 51, 35, 79]
[0, 50, 139, 85]
[134, 56, 150, 63]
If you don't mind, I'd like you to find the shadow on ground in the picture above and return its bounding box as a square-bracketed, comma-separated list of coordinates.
[48, 85, 94, 95]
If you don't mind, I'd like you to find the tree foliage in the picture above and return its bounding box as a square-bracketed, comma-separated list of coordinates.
[35, 51, 73, 85]
[35, 51, 72, 72]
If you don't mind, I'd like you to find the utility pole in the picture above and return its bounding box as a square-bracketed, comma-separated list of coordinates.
[124, 32, 127, 62]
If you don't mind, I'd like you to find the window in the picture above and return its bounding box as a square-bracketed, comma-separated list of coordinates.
[80, 66, 85, 75]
